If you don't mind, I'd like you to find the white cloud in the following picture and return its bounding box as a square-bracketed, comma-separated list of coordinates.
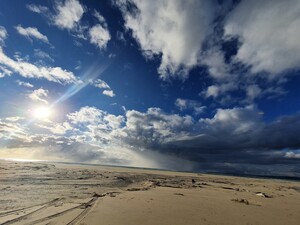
[5, 116, 24, 122]
[116, 0, 216, 80]
[13, 52, 28, 62]
[28, 1, 110, 51]
[175, 98, 205, 115]
[0, 26, 8, 45]
[205, 85, 219, 98]
[16, 80, 34, 88]
[104, 114, 124, 129]
[67, 106, 105, 124]
[224, 0, 300, 76]
[1, 108, 191, 169]
[124, 107, 194, 145]
[38, 121, 72, 135]
[203, 82, 237, 100]
[285, 151, 300, 159]
[92, 78, 110, 89]
[15, 25, 49, 44]
[200, 105, 263, 138]
[28, 88, 49, 104]
[75, 62, 81, 70]
[0, 65, 12, 78]
[175, 98, 188, 110]
[66, 106, 124, 143]
[201, 48, 229, 80]
[0, 47, 77, 84]
[26, 4, 48, 14]
[34, 49, 54, 62]
[103, 89, 115, 97]
[0, 119, 28, 140]
[89, 24, 111, 49]
[53, 0, 85, 30]
[202, 106, 262, 134]
[91, 79, 116, 97]
[246, 85, 261, 101]
[93, 10, 107, 26]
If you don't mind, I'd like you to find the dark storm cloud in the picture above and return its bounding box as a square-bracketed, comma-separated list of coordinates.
[120, 107, 300, 175]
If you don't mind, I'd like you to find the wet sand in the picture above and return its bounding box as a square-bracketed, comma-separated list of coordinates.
[0, 160, 299, 225]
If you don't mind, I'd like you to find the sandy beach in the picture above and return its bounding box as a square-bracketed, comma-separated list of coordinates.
[0, 160, 299, 225]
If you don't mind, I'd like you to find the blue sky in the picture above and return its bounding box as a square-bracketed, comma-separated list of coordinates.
[0, 0, 299, 176]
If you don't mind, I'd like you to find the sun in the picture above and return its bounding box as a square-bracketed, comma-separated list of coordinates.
[33, 106, 52, 120]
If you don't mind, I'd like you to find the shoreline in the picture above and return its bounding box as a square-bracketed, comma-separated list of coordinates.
[1, 158, 299, 182]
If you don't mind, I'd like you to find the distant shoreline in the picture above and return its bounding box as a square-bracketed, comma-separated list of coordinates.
[1, 157, 299, 181]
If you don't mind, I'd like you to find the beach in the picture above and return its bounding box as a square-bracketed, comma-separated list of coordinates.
[0, 160, 299, 225]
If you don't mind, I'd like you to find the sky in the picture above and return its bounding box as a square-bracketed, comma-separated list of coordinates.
[0, 0, 300, 177]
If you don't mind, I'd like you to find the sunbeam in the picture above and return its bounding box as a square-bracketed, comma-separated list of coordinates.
[53, 62, 112, 105]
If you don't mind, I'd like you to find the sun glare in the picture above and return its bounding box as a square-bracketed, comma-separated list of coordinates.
[33, 106, 52, 120]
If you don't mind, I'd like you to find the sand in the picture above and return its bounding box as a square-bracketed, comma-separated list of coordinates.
[0, 160, 299, 225]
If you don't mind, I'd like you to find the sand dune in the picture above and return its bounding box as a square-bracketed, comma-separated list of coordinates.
[0, 160, 299, 225]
